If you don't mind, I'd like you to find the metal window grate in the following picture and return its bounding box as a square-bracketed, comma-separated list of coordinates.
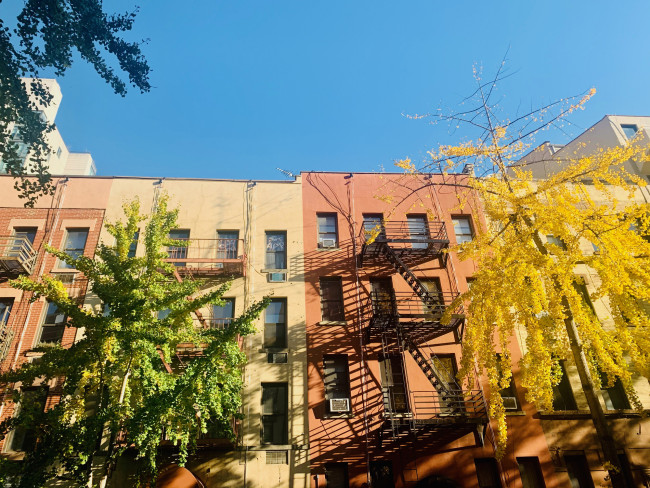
[266, 450, 288, 464]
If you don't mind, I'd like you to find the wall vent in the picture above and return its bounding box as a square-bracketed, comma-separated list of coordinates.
[268, 353, 288, 364]
[266, 451, 288, 464]
[268, 272, 287, 283]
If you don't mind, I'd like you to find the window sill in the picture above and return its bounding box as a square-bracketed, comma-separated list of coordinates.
[261, 268, 288, 273]
[538, 409, 645, 419]
[505, 411, 526, 416]
[316, 247, 341, 252]
[1, 451, 26, 461]
[318, 320, 348, 326]
[259, 348, 289, 353]
[323, 413, 354, 419]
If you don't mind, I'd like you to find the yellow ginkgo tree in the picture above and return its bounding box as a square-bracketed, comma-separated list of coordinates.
[399, 70, 650, 487]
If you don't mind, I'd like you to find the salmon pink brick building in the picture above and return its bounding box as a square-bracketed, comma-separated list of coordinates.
[301, 171, 557, 488]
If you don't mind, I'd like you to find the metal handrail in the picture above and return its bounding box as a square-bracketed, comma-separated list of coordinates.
[369, 291, 460, 318]
[0, 235, 37, 274]
[360, 220, 449, 244]
[408, 389, 488, 419]
[166, 238, 244, 262]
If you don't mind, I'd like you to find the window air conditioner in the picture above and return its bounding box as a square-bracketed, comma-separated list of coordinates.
[319, 238, 337, 249]
[329, 398, 351, 413]
[502, 397, 518, 411]
[268, 272, 287, 283]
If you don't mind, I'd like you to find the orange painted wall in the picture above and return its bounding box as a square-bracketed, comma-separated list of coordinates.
[301, 172, 558, 488]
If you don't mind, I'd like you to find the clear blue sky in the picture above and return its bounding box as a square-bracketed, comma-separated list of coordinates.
[24, 1, 650, 179]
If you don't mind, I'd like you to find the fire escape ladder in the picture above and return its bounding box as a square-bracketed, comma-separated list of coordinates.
[378, 244, 441, 314]
[402, 336, 447, 393]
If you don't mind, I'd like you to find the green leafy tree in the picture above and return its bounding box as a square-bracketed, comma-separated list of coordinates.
[0, 197, 267, 487]
[0, 0, 151, 205]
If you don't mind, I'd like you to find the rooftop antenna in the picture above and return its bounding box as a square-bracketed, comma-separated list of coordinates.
[276, 168, 295, 179]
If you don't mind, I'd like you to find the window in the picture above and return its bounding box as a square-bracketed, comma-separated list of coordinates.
[363, 213, 385, 240]
[617, 452, 635, 488]
[452, 216, 473, 244]
[0, 299, 13, 327]
[380, 355, 409, 413]
[127, 229, 139, 258]
[56, 147, 62, 158]
[369, 461, 394, 488]
[421, 278, 444, 312]
[38, 302, 66, 344]
[265, 231, 287, 269]
[212, 298, 235, 328]
[58, 228, 89, 269]
[475, 458, 502, 488]
[516, 457, 546, 488]
[264, 298, 287, 348]
[323, 355, 351, 413]
[261, 383, 288, 445]
[325, 463, 349, 488]
[319, 277, 345, 322]
[168, 229, 190, 266]
[157, 308, 171, 320]
[8, 388, 48, 452]
[546, 235, 566, 251]
[573, 278, 596, 315]
[496, 354, 519, 410]
[217, 230, 239, 259]
[600, 371, 630, 410]
[407, 214, 429, 249]
[621, 124, 638, 140]
[564, 454, 594, 488]
[552, 361, 577, 410]
[13, 227, 37, 246]
[317, 213, 338, 248]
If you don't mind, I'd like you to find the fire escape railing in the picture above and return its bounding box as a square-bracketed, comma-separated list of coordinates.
[165, 238, 245, 276]
[0, 236, 37, 276]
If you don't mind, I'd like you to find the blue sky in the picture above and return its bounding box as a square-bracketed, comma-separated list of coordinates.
[19, 1, 650, 179]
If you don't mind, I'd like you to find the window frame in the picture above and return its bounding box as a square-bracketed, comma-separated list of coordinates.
[451, 215, 474, 244]
[37, 301, 66, 345]
[265, 231, 287, 270]
[496, 353, 520, 411]
[317, 213, 339, 248]
[261, 383, 288, 445]
[6, 387, 48, 453]
[57, 228, 89, 269]
[216, 230, 239, 259]
[475, 458, 503, 488]
[621, 124, 638, 140]
[552, 360, 577, 411]
[127, 229, 140, 258]
[319, 277, 345, 322]
[516, 457, 546, 488]
[323, 354, 351, 414]
[264, 298, 287, 349]
[325, 462, 349, 488]
[212, 297, 235, 328]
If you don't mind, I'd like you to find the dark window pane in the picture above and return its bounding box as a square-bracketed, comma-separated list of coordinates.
[517, 457, 546, 488]
[552, 361, 577, 411]
[621, 124, 638, 139]
[380, 355, 409, 413]
[261, 384, 288, 444]
[324, 355, 351, 412]
[127, 230, 139, 258]
[325, 463, 349, 488]
[10, 388, 48, 452]
[600, 372, 630, 410]
[475, 458, 502, 488]
[39, 302, 66, 344]
[363, 214, 385, 240]
[564, 454, 594, 488]
[369, 461, 394, 488]
[0, 299, 13, 326]
[320, 277, 345, 321]
[168, 229, 190, 265]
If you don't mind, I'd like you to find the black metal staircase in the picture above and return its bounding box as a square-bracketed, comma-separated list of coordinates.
[360, 218, 488, 447]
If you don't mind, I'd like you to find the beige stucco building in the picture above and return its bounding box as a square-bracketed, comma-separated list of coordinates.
[515, 117, 650, 486]
[101, 176, 310, 488]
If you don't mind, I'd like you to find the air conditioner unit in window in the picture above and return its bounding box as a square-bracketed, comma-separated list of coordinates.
[268, 272, 287, 283]
[329, 398, 350, 413]
[319, 238, 336, 249]
[502, 397, 518, 411]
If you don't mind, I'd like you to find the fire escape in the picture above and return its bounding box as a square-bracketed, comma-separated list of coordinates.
[163, 237, 247, 447]
[358, 219, 488, 448]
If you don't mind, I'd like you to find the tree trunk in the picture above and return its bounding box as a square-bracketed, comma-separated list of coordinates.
[561, 295, 627, 488]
